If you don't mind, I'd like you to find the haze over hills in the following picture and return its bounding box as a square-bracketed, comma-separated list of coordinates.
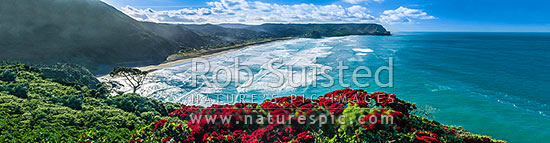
[0, 0, 390, 75]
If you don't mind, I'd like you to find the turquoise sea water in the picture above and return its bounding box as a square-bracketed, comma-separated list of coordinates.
[139, 32, 550, 142]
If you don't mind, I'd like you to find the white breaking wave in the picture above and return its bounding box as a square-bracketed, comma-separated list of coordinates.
[128, 37, 342, 105]
[352, 48, 374, 53]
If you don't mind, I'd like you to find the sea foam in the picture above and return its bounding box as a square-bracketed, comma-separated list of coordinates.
[352, 48, 374, 53]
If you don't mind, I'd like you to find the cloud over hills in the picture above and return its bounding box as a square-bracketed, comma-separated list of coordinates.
[119, 0, 434, 24]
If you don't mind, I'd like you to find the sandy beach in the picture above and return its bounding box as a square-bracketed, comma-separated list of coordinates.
[139, 37, 296, 72]
[137, 46, 245, 72]
[97, 37, 294, 81]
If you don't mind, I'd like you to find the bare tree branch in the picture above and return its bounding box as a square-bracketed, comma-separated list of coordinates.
[109, 66, 149, 93]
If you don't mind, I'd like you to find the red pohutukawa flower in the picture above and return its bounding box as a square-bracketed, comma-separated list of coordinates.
[136, 89, 425, 143]
[415, 131, 442, 143]
[161, 136, 172, 143]
[153, 119, 172, 131]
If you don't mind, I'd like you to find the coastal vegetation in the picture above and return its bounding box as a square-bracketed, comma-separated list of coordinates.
[0, 62, 180, 142]
[109, 67, 149, 93]
[0, 62, 506, 143]
[124, 89, 506, 143]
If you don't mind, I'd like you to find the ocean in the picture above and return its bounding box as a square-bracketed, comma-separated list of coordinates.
[136, 32, 550, 142]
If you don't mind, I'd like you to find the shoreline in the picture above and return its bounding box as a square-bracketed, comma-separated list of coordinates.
[97, 37, 300, 80]
[98, 37, 295, 80]
[139, 37, 295, 72]
[98, 34, 384, 79]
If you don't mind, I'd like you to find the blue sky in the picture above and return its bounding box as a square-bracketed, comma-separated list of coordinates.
[102, 0, 550, 32]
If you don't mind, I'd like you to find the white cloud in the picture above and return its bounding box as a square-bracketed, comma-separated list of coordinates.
[120, 0, 375, 24]
[343, 0, 384, 4]
[378, 6, 436, 24]
[118, 1, 433, 25]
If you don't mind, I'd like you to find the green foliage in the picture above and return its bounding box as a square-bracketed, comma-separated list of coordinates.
[140, 111, 161, 122]
[110, 67, 149, 77]
[0, 70, 16, 81]
[50, 95, 83, 110]
[36, 63, 100, 88]
[0, 62, 178, 142]
[106, 93, 181, 116]
[304, 31, 322, 38]
[129, 119, 192, 142]
[338, 104, 370, 133]
[0, 84, 28, 98]
[248, 24, 391, 38]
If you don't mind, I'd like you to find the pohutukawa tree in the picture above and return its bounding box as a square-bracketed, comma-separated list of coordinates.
[109, 66, 149, 93]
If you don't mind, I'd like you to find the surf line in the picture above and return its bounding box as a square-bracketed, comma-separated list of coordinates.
[189, 57, 394, 89]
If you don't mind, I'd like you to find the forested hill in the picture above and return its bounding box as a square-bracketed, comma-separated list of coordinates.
[225, 23, 391, 38]
[0, 0, 390, 75]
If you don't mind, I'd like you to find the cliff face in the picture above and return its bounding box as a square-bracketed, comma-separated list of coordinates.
[0, 0, 390, 74]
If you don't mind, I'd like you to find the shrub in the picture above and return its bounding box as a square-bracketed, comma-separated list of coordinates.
[107, 93, 181, 116]
[0, 84, 28, 98]
[50, 95, 83, 110]
[36, 63, 99, 88]
[0, 70, 16, 81]
[0, 62, 171, 142]
[140, 111, 161, 122]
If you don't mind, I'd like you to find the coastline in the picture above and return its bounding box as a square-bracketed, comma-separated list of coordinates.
[98, 34, 385, 79]
[139, 37, 296, 72]
[98, 37, 295, 80]
[98, 34, 384, 80]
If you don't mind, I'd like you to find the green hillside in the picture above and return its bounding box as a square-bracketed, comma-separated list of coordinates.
[0, 0, 390, 75]
[0, 62, 181, 142]
[0, 0, 182, 74]
[244, 23, 391, 38]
